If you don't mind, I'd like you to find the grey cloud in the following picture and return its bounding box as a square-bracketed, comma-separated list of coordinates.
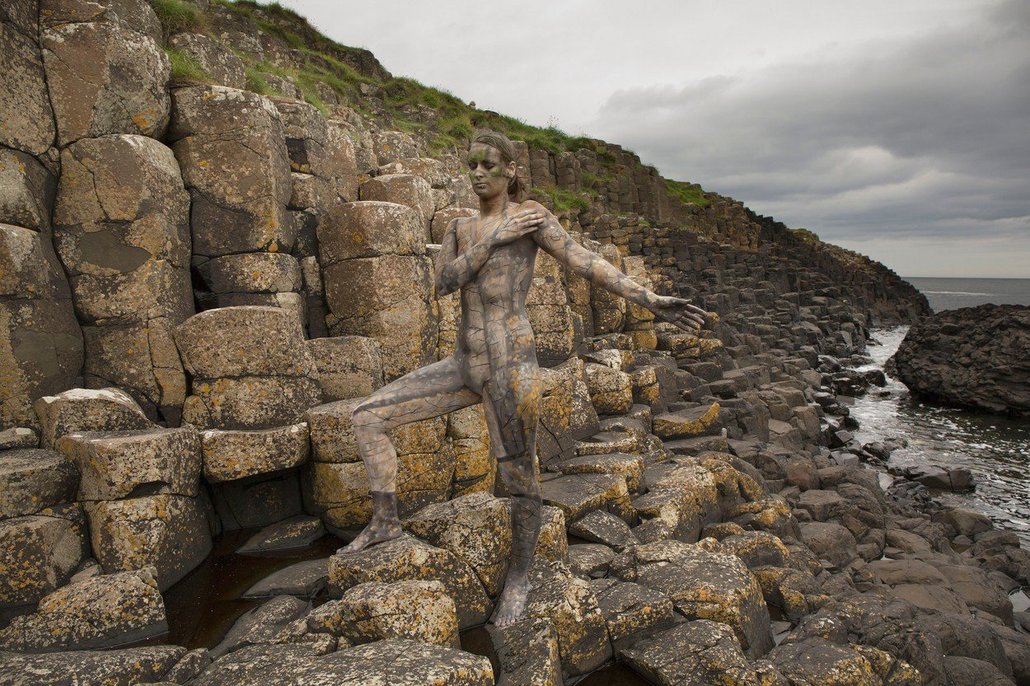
[592, 0, 1030, 249]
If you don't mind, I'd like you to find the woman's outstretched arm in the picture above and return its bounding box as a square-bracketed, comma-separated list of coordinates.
[434, 210, 544, 296]
[529, 201, 706, 331]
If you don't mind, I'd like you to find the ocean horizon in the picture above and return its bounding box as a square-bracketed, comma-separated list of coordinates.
[903, 276, 1030, 313]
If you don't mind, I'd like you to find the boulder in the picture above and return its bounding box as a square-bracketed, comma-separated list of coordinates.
[0, 513, 86, 607]
[894, 304, 1030, 416]
[488, 616, 563, 686]
[584, 363, 634, 415]
[327, 535, 490, 628]
[312, 579, 459, 647]
[359, 175, 434, 239]
[0, 645, 186, 686]
[0, 568, 166, 651]
[200, 423, 309, 483]
[617, 540, 773, 658]
[169, 86, 292, 257]
[41, 5, 170, 146]
[200, 253, 302, 295]
[85, 494, 211, 589]
[653, 403, 721, 439]
[540, 472, 629, 521]
[0, 24, 56, 157]
[33, 387, 153, 449]
[305, 336, 384, 400]
[768, 638, 884, 686]
[621, 620, 760, 686]
[182, 376, 323, 430]
[0, 449, 78, 519]
[404, 492, 512, 596]
[210, 595, 310, 658]
[57, 426, 200, 500]
[322, 254, 436, 380]
[174, 307, 309, 379]
[570, 509, 638, 551]
[524, 559, 612, 676]
[592, 577, 675, 648]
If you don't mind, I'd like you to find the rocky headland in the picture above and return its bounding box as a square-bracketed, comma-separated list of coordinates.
[1, 0, 1028, 684]
[894, 304, 1030, 417]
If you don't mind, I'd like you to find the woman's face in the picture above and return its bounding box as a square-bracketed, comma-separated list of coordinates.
[467, 143, 513, 199]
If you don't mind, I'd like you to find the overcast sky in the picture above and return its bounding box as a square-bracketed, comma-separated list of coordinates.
[282, 0, 1030, 278]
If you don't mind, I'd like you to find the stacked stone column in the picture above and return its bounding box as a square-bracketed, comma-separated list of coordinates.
[175, 306, 321, 531]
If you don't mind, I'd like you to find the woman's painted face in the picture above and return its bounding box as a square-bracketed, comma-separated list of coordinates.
[467, 143, 512, 198]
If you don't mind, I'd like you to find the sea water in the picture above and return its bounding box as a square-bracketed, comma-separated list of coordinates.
[904, 276, 1030, 312]
[849, 327, 1030, 545]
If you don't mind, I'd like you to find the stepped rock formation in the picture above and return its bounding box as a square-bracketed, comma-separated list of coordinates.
[4, 1, 1030, 685]
[894, 304, 1030, 416]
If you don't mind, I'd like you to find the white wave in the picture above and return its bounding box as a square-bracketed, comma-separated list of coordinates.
[922, 290, 996, 296]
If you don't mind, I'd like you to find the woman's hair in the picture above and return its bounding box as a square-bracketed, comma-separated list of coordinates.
[471, 129, 524, 201]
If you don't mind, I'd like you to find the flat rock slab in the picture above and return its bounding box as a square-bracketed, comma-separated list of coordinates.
[201, 423, 309, 483]
[570, 544, 615, 578]
[0, 645, 186, 686]
[327, 535, 490, 628]
[540, 472, 628, 521]
[653, 403, 720, 440]
[243, 559, 329, 599]
[0, 569, 167, 652]
[0, 449, 78, 519]
[237, 515, 325, 554]
[621, 620, 758, 686]
[191, 639, 493, 686]
[211, 595, 310, 658]
[57, 426, 201, 501]
[554, 452, 644, 492]
[569, 509, 638, 551]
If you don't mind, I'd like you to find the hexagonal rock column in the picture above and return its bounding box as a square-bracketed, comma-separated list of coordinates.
[318, 201, 437, 380]
[39, 0, 170, 147]
[0, 510, 87, 609]
[53, 134, 193, 423]
[54, 425, 210, 590]
[175, 306, 320, 531]
[359, 174, 434, 240]
[622, 256, 658, 350]
[592, 244, 627, 334]
[527, 250, 578, 366]
[0, 224, 84, 431]
[168, 86, 293, 258]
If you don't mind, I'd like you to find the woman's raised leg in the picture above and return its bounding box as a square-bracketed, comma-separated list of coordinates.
[339, 355, 480, 553]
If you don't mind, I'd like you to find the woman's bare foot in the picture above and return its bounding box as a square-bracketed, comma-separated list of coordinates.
[336, 517, 402, 554]
[490, 574, 531, 627]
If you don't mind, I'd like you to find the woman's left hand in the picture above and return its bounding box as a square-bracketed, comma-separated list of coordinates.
[647, 295, 707, 332]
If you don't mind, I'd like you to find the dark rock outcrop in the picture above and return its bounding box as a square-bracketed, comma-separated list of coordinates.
[894, 304, 1030, 416]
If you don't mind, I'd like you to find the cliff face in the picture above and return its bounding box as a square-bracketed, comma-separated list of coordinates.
[4, 1, 992, 678]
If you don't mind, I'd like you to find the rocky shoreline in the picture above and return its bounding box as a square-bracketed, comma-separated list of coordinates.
[2, 0, 1028, 684]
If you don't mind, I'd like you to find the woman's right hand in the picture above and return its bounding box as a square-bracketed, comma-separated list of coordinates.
[487, 210, 545, 246]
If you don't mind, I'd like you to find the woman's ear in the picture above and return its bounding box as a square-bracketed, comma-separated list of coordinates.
[506, 159, 517, 179]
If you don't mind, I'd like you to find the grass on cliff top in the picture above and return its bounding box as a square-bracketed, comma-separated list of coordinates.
[665, 179, 711, 208]
[165, 47, 212, 83]
[151, 0, 206, 40]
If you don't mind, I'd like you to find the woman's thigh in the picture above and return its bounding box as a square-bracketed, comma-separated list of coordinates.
[355, 356, 481, 432]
